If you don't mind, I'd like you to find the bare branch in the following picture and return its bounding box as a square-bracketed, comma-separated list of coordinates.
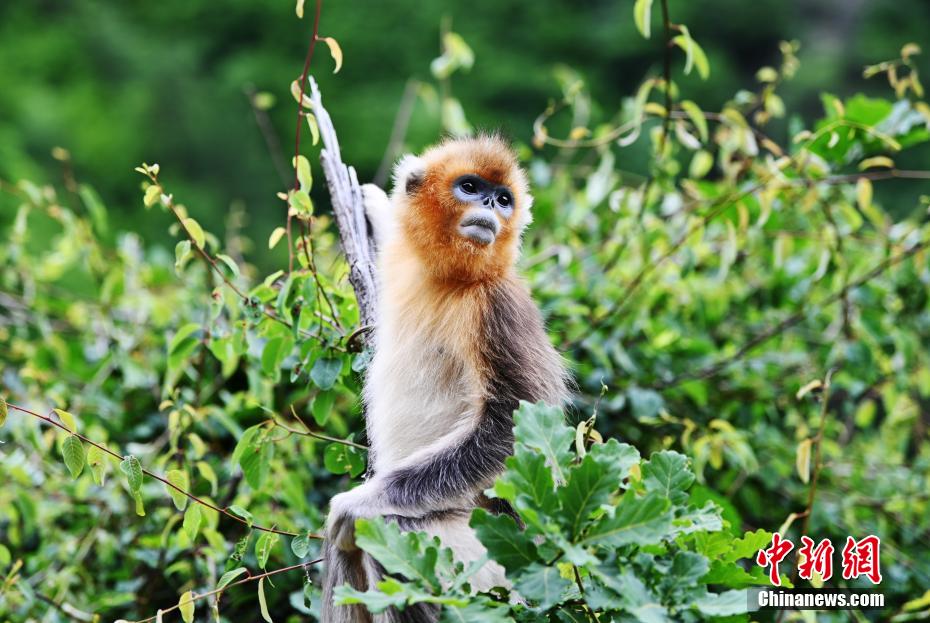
[308, 76, 381, 339]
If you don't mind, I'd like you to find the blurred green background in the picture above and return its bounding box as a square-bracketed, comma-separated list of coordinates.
[2, 0, 928, 266]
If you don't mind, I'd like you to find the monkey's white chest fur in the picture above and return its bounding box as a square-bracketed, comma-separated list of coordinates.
[364, 299, 482, 474]
[365, 260, 481, 473]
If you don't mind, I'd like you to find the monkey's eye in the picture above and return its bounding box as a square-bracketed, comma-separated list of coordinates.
[459, 180, 477, 194]
[497, 192, 512, 207]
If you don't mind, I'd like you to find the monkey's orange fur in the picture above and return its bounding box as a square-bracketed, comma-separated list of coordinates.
[396, 135, 532, 285]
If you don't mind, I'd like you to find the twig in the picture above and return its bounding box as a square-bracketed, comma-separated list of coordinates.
[267, 405, 368, 450]
[132, 559, 322, 623]
[374, 79, 419, 188]
[288, 0, 324, 273]
[7, 402, 316, 539]
[777, 370, 834, 615]
[244, 84, 290, 188]
[655, 236, 930, 387]
[799, 370, 834, 542]
[657, 0, 673, 151]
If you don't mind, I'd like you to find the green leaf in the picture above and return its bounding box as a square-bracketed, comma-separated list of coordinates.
[290, 189, 314, 216]
[268, 226, 287, 250]
[334, 580, 410, 613]
[294, 155, 313, 192]
[133, 491, 146, 516]
[680, 100, 708, 142]
[183, 504, 202, 543]
[578, 490, 672, 547]
[495, 451, 556, 513]
[0, 397, 8, 428]
[165, 469, 189, 511]
[240, 439, 273, 490]
[311, 391, 335, 426]
[175, 240, 191, 273]
[672, 502, 723, 536]
[143, 184, 162, 208]
[560, 439, 639, 538]
[727, 529, 773, 562]
[120, 455, 143, 493]
[324, 443, 366, 477]
[672, 30, 710, 79]
[642, 450, 694, 504]
[168, 323, 201, 359]
[255, 531, 279, 570]
[689, 149, 714, 178]
[178, 590, 195, 623]
[310, 357, 342, 390]
[354, 518, 441, 589]
[87, 444, 107, 485]
[228, 505, 254, 528]
[633, 0, 654, 38]
[258, 577, 273, 622]
[514, 563, 572, 609]
[196, 461, 218, 495]
[217, 567, 248, 591]
[291, 532, 312, 558]
[261, 335, 294, 379]
[53, 408, 77, 432]
[62, 435, 85, 479]
[471, 509, 538, 574]
[183, 217, 205, 248]
[216, 253, 240, 279]
[512, 401, 573, 484]
[232, 424, 262, 466]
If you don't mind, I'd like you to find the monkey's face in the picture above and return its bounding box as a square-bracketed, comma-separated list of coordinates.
[393, 136, 532, 282]
[451, 174, 515, 246]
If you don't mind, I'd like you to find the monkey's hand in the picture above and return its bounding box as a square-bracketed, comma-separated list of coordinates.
[361, 183, 392, 247]
[326, 481, 386, 552]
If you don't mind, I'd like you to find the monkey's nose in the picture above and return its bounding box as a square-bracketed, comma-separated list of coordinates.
[459, 210, 499, 246]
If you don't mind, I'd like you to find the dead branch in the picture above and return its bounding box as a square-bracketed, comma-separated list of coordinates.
[308, 76, 380, 341]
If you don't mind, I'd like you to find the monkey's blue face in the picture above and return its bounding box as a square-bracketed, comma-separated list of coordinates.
[452, 174, 514, 246]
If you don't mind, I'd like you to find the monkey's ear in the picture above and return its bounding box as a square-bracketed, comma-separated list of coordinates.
[517, 192, 534, 230]
[392, 154, 426, 196]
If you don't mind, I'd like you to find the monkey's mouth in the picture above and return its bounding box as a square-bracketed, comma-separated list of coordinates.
[458, 213, 499, 246]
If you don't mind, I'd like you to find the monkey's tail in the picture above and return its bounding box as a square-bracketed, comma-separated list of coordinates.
[322, 540, 439, 623]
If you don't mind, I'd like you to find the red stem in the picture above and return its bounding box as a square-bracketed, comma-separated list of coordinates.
[288, 0, 324, 273]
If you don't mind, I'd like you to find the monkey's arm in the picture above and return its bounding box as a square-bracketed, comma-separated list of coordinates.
[361, 183, 393, 247]
[326, 401, 513, 550]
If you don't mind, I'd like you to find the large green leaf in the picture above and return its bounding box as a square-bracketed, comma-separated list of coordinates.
[354, 518, 442, 590]
[559, 440, 639, 538]
[579, 490, 672, 548]
[514, 563, 572, 610]
[470, 510, 539, 575]
[61, 435, 85, 479]
[641, 451, 694, 505]
[512, 402, 573, 484]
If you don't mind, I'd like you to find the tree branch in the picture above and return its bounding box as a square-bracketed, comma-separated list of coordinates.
[308, 76, 381, 340]
[132, 559, 322, 623]
[6, 402, 316, 539]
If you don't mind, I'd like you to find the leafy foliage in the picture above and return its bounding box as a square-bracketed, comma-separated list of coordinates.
[339, 403, 759, 621]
